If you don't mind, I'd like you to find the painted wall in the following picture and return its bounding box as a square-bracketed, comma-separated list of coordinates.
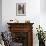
[2, 0, 40, 31]
[2, 0, 46, 46]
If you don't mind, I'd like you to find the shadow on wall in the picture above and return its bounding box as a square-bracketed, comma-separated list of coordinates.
[40, 0, 46, 14]
[0, 15, 2, 32]
[0, 0, 2, 32]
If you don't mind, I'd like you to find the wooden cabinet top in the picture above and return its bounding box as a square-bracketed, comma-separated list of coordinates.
[7, 23, 34, 25]
[7, 23, 34, 32]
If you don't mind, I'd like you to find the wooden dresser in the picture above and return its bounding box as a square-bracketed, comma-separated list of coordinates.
[7, 23, 34, 46]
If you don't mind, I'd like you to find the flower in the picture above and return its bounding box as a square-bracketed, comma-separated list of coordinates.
[36, 25, 45, 41]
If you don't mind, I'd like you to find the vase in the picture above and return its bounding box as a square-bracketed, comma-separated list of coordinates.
[39, 40, 45, 46]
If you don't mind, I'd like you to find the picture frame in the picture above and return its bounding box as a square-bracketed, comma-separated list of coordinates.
[16, 3, 26, 16]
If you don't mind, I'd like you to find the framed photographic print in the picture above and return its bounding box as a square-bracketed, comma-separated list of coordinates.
[16, 3, 26, 16]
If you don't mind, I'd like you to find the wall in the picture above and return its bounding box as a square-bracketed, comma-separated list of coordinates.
[40, 0, 46, 32]
[2, 0, 40, 30]
[2, 0, 46, 46]
[0, 0, 2, 32]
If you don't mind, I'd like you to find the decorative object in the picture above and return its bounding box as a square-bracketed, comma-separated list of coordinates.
[1, 31, 12, 46]
[0, 32, 5, 46]
[25, 20, 30, 23]
[10, 20, 13, 21]
[8, 19, 19, 23]
[44, 31, 46, 40]
[36, 25, 45, 46]
[16, 3, 26, 16]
